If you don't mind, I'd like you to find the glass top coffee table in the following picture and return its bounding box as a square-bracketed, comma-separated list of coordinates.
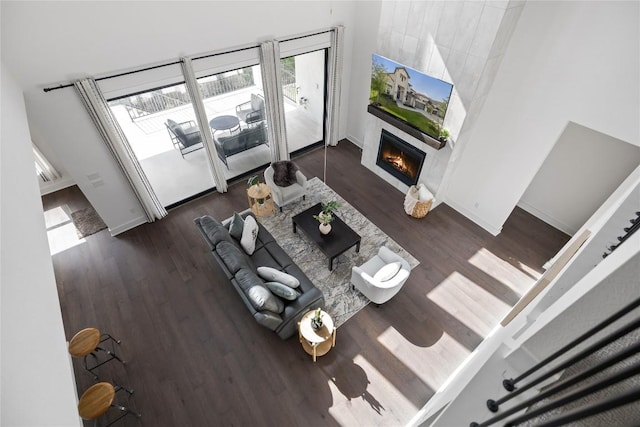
[292, 203, 361, 270]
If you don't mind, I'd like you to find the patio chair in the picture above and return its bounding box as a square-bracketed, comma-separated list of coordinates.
[236, 93, 265, 126]
[165, 119, 203, 158]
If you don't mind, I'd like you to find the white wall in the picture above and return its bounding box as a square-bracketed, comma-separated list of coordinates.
[519, 122, 640, 235]
[1, 62, 80, 426]
[443, 1, 640, 235]
[355, 0, 525, 196]
[2, 1, 356, 232]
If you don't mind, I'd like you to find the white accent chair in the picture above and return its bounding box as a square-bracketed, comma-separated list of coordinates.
[350, 246, 411, 305]
[264, 163, 307, 211]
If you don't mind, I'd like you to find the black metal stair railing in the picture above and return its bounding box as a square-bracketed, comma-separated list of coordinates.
[469, 296, 640, 427]
[603, 211, 640, 258]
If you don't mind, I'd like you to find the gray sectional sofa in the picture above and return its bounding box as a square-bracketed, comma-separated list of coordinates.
[194, 211, 324, 340]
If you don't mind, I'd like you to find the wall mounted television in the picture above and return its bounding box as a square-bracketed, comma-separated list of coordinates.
[368, 53, 453, 150]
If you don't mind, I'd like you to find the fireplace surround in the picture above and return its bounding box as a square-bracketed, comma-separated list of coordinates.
[376, 129, 426, 186]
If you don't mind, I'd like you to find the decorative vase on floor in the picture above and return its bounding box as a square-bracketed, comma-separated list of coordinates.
[319, 222, 332, 235]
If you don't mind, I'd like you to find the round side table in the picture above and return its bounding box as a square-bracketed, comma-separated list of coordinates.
[298, 309, 336, 362]
[247, 183, 275, 221]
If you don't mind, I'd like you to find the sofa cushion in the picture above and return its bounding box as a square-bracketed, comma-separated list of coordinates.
[235, 267, 264, 293]
[373, 262, 402, 282]
[272, 161, 299, 187]
[240, 215, 259, 255]
[265, 282, 301, 301]
[257, 266, 300, 288]
[216, 241, 249, 275]
[247, 285, 284, 313]
[228, 212, 245, 240]
[199, 215, 233, 247]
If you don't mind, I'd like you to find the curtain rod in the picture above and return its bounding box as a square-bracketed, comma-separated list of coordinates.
[43, 60, 183, 92]
[43, 27, 337, 93]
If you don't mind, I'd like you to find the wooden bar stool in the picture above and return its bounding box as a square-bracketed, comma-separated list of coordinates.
[78, 382, 141, 426]
[69, 328, 125, 380]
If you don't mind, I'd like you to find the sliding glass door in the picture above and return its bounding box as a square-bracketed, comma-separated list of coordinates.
[108, 82, 215, 207]
[195, 65, 271, 180]
[281, 49, 326, 155]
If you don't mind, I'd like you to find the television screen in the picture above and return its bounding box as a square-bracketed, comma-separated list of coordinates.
[369, 54, 453, 142]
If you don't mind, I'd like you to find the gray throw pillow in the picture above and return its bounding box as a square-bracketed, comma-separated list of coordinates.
[247, 285, 284, 313]
[265, 282, 301, 301]
[256, 266, 300, 288]
[228, 212, 245, 240]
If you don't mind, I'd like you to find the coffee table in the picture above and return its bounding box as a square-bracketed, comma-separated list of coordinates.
[292, 203, 361, 270]
[209, 115, 240, 134]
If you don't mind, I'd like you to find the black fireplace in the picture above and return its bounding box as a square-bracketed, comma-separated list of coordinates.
[376, 129, 426, 186]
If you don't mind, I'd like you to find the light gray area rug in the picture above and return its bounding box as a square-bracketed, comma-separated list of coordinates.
[260, 177, 419, 327]
[71, 206, 107, 238]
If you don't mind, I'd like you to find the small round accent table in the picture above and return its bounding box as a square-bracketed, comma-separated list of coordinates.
[298, 309, 336, 362]
[209, 115, 241, 134]
[247, 183, 275, 221]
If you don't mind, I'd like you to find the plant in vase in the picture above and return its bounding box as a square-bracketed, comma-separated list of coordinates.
[311, 308, 323, 330]
[438, 127, 450, 143]
[247, 175, 265, 207]
[313, 201, 341, 235]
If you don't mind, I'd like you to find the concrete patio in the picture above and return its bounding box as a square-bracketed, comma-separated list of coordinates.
[112, 86, 322, 206]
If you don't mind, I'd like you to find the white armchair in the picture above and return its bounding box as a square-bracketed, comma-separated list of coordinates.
[264, 163, 307, 211]
[350, 246, 411, 305]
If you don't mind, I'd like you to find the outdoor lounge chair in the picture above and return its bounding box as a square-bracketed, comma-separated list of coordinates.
[165, 119, 203, 158]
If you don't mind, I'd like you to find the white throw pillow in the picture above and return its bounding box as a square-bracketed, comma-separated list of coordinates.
[240, 215, 259, 255]
[417, 185, 433, 202]
[373, 262, 402, 282]
[256, 266, 300, 288]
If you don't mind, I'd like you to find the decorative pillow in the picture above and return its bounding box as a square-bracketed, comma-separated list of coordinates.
[272, 161, 299, 187]
[240, 215, 259, 255]
[373, 262, 402, 282]
[256, 266, 300, 288]
[247, 285, 284, 313]
[265, 282, 301, 301]
[228, 212, 245, 240]
[418, 185, 433, 202]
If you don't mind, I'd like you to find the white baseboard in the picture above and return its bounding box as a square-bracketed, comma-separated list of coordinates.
[345, 133, 363, 148]
[444, 198, 503, 236]
[109, 215, 147, 236]
[517, 200, 575, 235]
[39, 176, 75, 196]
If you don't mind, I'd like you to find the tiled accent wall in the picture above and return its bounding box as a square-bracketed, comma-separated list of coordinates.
[362, 0, 525, 195]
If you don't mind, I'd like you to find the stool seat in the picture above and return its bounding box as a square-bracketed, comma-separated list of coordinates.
[68, 327, 124, 380]
[69, 328, 101, 358]
[77, 381, 141, 425]
[78, 382, 115, 420]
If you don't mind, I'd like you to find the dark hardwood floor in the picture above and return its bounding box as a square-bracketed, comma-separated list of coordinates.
[43, 141, 569, 426]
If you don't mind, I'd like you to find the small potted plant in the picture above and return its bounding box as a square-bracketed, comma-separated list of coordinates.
[438, 127, 450, 143]
[311, 308, 323, 330]
[247, 175, 265, 206]
[313, 201, 341, 235]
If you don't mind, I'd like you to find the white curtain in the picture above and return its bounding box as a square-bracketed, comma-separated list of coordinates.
[32, 142, 61, 182]
[74, 78, 167, 221]
[180, 57, 228, 193]
[259, 41, 289, 161]
[325, 25, 345, 147]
